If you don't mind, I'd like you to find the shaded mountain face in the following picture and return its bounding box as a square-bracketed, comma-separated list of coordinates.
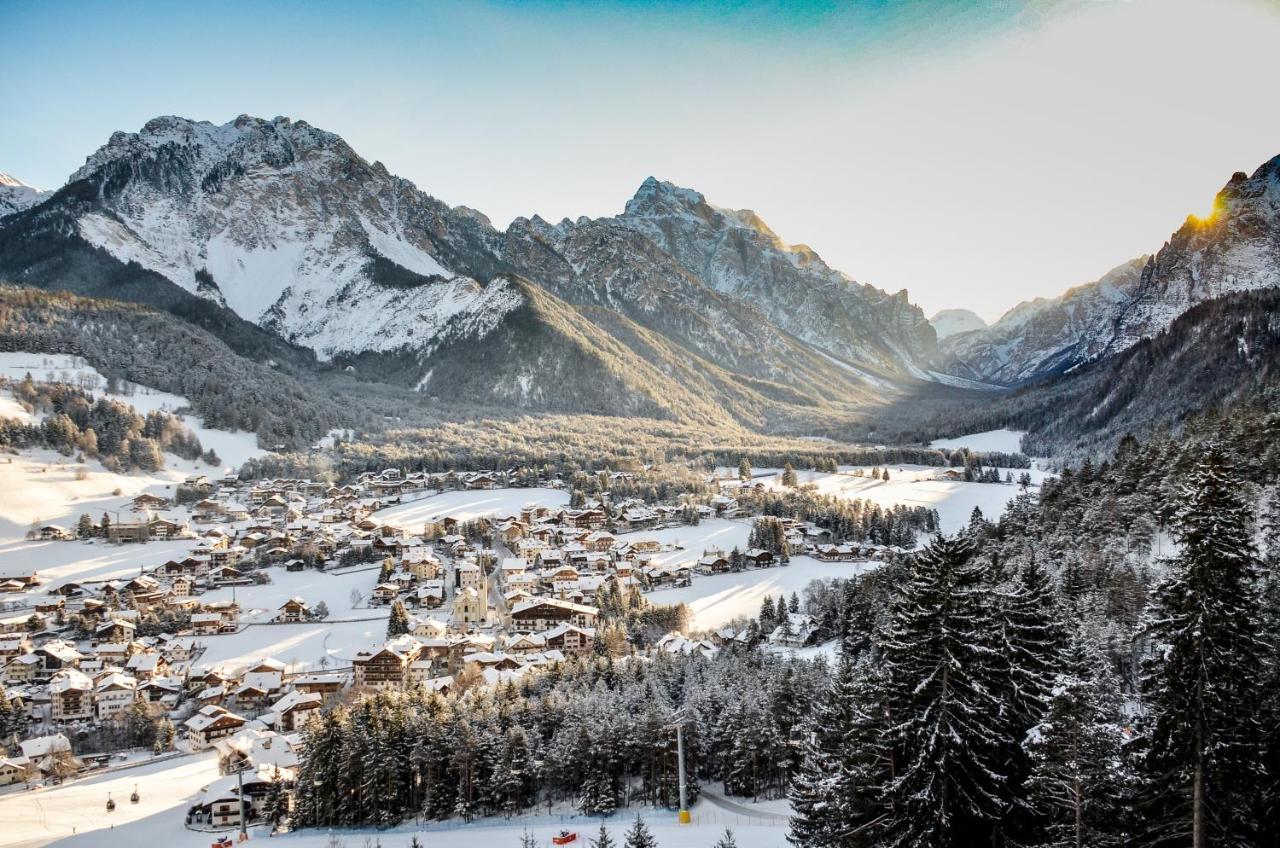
[936, 153, 1280, 386]
[0, 114, 945, 425]
[0, 173, 51, 219]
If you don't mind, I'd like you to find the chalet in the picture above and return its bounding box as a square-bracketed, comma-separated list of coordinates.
[37, 524, 71, 541]
[185, 705, 249, 750]
[743, 548, 775, 568]
[371, 583, 399, 605]
[276, 598, 309, 623]
[94, 618, 136, 643]
[49, 669, 94, 721]
[697, 552, 731, 574]
[292, 672, 348, 699]
[352, 636, 422, 689]
[0, 757, 29, 786]
[94, 673, 138, 720]
[148, 517, 182, 539]
[125, 652, 168, 680]
[132, 492, 170, 511]
[267, 696, 320, 732]
[191, 612, 224, 635]
[542, 624, 595, 654]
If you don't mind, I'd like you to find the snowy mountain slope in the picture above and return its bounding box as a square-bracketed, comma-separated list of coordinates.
[936, 257, 1149, 385]
[929, 308, 987, 340]
[937, 151, 1280, 387]
[1091, 157, 1280, 359]
[0, 172, 51, 219]
[50, 115, 516, 360]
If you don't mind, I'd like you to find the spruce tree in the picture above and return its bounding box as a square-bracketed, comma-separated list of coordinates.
[1024, 625, 1126, 848]
[387, 599, 410, 637]
[623, 813, 658, 848]
[588, 824, 617, 848]
[712, 828, 738, 848]
[881, 534, 1007, 847]
[1138, 446, 1267, 847]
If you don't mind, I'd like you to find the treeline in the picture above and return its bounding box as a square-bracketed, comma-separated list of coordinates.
[290, 651, 828, 828]
[0, 375, 213, 470]
[737, 487, 938, 547]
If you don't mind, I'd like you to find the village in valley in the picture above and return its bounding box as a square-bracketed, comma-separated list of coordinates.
[0, 359, 1038, 845]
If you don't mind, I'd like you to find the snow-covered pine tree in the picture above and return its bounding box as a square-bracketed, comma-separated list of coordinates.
[1138, 445, 1268, 848]
[788, 656, 890, 848]
[1024, 624, 1127, 848]
[387, 599, 410, 637]
[712, 828, 739, 848]
[986, 556, 1065, 844]
[588, 824, 617, 848]
[881, 534, 1007, 847]
[623, 812, 658, 848]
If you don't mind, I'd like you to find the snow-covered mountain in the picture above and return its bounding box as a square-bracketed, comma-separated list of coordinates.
[936, 151, 1280, 386]
[929, 309, 987, 340]
[0, 114, 946, 422]
[614, 178, 937, 377]
[936, 257, 1149, 385]
[52, 115, 518, 359]
[0, 173, 51, 219]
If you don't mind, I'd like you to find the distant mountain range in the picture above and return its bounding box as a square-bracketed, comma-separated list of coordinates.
[0, 115, 946, 428]
[1, 114, 1277, 432]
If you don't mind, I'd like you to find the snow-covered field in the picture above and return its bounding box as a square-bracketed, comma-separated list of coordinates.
[929, 428, 1026, 454]
[192, 564, 391, 672]
[0, 750, 220, 848]
[376, 487, 571, 527]
[0, 353, 266, 471]
[194, 616, 390, 673]
[623, 519, 751, 569]
[0, 535, 195, 601]
[648, 554, 877, 630]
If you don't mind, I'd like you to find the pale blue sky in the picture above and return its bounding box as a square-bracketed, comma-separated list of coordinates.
[3, 0, 1280, 320]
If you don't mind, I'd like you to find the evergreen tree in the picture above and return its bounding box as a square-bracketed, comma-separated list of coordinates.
[739, 457, 752, 482]
[881, 534, 1007, 847]
[623, 813, 658, 848]
[782, 463, 798, 487]
[588, 824, 617, 848]
[1138, 446, 1268, 847]
[387, 599, 410, 637]
[1024, 625, 1127, 848]
[712, 828, 738, 848]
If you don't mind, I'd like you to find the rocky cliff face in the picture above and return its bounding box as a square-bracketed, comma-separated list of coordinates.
[614, 177, 938, 377]
[936, 257, 1149, 385]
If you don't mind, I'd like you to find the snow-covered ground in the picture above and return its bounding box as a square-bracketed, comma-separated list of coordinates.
[929, 428, 1026, 454]
[194, 616, 390, 673]
[0, 352, 267, 471]
[622, 519, 751, 570]
[0, 533, 193, 587]
[191, 564, 391, 672]
[648, 553, 877, 631]
[376, 487, 571, 527]
[0, 750, 220, 848]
